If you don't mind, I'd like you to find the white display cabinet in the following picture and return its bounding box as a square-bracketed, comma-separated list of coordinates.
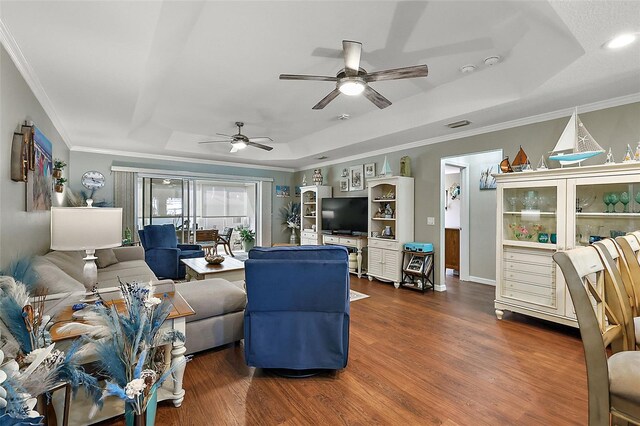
[300, 185, 332, 245]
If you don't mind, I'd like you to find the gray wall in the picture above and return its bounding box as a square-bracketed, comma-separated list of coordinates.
[68, 151, 294, 243]
[294, 102, 640, 285]
[0, 46, 69, 270]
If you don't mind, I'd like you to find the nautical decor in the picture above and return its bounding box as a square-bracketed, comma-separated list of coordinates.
[536, 156, 548, 171]
[380, 156, 392, 177]
[605, 147, 615, 164]
[400, 156, 411, 177]
[548, 109, 604, 166]
[511, 146, 529, 172]
[634, 142, 640, 161]
[312, 169, 323, 185]
[623, 144, 634, 163]
[499, 157, 513, 173]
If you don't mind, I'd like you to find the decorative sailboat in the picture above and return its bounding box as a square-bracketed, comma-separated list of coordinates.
[548, 109, 605, 166]
[499, 157, 513, 173]
[511, 146, 529, 172]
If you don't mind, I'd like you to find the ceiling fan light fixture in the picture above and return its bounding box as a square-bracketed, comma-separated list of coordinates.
[233, 140, 247, 149]
[338, 78, 365, 96]
[604, 33, 637, 49]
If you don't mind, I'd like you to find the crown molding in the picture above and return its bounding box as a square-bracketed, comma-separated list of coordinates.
[0, 17, 72, 149]
[71, 146, 295, 173]
[298, 93, 640, 171]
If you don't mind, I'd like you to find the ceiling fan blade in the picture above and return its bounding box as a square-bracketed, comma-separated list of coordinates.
[247, 141, 274, 151]
[362, 85, 392, 109]
[215, 133, 235, 138]
[248, 137, 273, 143]
[279, 74, 338, 82]
[198, 140, 232, 144]
[230, 145, 240, 153]
[343, 40, 362, 76]
[311, 47, 343, 59]
[364, 65, 428, 82]
[312, 88, 341, 110]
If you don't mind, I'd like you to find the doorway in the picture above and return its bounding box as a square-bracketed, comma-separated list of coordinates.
[444, 165, 463, 278]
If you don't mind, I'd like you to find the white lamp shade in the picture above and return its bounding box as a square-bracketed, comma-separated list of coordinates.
[51, 207, 123, 251]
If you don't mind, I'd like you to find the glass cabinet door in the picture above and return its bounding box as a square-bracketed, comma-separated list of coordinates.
[502, 183, 560, 247]
[569, 177, 640, 248]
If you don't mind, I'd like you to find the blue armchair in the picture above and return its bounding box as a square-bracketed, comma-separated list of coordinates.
[138, 224, 204, 280]
[244, 246, 350, 372]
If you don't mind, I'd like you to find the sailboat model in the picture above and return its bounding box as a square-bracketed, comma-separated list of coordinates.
[549, 109, 605, 166]
[511, 146, 529, 172]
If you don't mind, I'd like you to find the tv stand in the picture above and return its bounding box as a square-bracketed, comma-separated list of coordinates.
[322, 234, 368, 278]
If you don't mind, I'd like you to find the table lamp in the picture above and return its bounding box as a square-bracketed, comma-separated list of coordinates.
[50, 207, 123, 289]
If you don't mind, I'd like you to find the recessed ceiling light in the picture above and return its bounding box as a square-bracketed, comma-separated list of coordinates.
[460, 65, 476, 73]
[484, 56, 501, 66]
[338, 114, 350, 120]
[316, 155, 328, 160]
[604, 33, 637, 49]
[446, 120, 471, 129]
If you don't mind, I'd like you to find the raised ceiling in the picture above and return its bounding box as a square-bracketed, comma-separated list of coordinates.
[0, 1, 638, 170]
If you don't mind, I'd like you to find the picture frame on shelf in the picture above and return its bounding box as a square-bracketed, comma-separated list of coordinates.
[364, 163, 376, 178]
[339, 178, 349, 192]
[350, 165, 364, 191]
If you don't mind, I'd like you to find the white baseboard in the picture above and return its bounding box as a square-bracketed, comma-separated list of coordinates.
[466, 276, 496, 286]
[434, 283, 447, 292]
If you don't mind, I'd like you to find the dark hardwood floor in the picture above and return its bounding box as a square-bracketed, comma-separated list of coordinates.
[100, 276, 587, 425]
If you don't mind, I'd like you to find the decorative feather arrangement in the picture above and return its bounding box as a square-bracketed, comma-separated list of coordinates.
[0, 257, 39, 294]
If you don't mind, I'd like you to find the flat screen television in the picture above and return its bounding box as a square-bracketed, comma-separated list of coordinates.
[321, 197, 368, 235]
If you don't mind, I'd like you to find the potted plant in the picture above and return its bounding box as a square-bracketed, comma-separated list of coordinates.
[237, 227, 256, 252]
[55, 177, 67, 193]
[53, 159, 66, 179]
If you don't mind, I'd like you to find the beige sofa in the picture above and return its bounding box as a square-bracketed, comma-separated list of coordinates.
[33, 246, 157, 294]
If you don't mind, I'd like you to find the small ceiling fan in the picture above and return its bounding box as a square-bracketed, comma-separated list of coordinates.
[198, 122, 273, 153]
[280, 40, 428, 110]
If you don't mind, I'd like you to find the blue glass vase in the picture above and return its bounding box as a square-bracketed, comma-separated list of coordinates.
[125, 390, 157, 426]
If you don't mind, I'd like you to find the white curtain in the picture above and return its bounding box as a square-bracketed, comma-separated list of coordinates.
[113, 171, 136, 241]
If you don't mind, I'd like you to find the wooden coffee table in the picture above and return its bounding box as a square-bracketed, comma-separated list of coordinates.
[181, 256, 245, 282]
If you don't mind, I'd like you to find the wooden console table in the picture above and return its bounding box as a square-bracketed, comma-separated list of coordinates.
[322, 234, 368, 278]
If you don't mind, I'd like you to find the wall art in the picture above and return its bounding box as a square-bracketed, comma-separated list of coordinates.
[364, 163, 376, 178]
[26, 127, 53, 211]
[350, 165, 364, 191]
[275, 185, 291, 197]
[339, 178, 349, 192]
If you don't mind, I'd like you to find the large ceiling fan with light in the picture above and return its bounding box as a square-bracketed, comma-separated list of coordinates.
[198, 122, 273, 153]
[280, 40, 428, 110]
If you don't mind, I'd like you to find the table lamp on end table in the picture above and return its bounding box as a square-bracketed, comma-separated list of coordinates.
[50, 207, 123, 292]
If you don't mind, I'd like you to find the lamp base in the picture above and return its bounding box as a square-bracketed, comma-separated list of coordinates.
[82, 249, 98, 290]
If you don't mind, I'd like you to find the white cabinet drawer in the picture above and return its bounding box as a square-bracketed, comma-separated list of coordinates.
[340, 237, 357, 246]
[503, 270, 554, 286]
[368, 238, 398, 250]
[301, 231, 317, 239]
[503, 247, 553, 265]
[324, 235, 340, 244]
[503, 260, 554, 277]
[300, 237, 317, 246]
[503, 279, 555, 297]
[502, 288, 556, 309]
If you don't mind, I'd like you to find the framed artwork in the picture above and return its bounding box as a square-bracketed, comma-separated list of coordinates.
[364, 163, 376, 178]
[275, 185, 290, 197]
[350, 165, 364, 191]
[480, 164, 498, 190]
[339, 178, 349, 192]
[26, 127, 53, 211]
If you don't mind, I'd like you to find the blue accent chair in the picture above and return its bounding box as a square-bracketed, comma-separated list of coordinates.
[138, 224, 204, 280]
[244, 245, 350, 371]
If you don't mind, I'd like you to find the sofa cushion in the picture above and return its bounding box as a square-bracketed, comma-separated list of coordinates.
[32, 256, 85, 294]
[43, 251, 85, 284]
[95, 249, 119, 269]
[178, 278, 246, 323]
[96, 260, 158, 289]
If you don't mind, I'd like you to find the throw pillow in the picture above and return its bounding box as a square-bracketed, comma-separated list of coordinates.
[31, 256, 86, 294]
[95, 248, 119, 269]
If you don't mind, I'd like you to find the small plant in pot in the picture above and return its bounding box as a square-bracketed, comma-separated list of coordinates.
[55, 177, 67, 193]
[53, 159, 66, 179]
[237, 227, 256, 252]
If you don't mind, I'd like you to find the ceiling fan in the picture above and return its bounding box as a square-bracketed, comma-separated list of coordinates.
[198, 122, 273, 153]
[280, 40, 428, 110]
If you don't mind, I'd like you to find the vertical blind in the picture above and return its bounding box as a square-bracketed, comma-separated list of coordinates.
[114, 171, 136, 241]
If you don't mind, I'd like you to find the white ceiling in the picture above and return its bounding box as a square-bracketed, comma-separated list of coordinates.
[0, 1, 638, 170]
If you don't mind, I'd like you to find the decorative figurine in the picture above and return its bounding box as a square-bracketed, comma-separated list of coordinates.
[400, 156, 411, 177]
[605, 147, 615, 164]
[302, 174, 307, 185]
[380, 156, 392, 177]
[511, 146, 529, 172]
[536, 155, 548, 171]
[549, 108, 604, 167]
[312, 168, 323, 185]
[384, 203, 393, 218]
[635, 142, 640, 161]
[623, 144, 634, 163]
[500, 156, 513, 173]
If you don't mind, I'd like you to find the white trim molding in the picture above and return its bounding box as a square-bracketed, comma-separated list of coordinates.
[467, 276, 496, 286]
[81, 146, 293, 172]
[0, 16, 73, 149]
[111, 166, 274, 182]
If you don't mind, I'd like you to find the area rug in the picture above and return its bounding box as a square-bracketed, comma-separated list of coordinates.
[349, 290, 369, 302]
